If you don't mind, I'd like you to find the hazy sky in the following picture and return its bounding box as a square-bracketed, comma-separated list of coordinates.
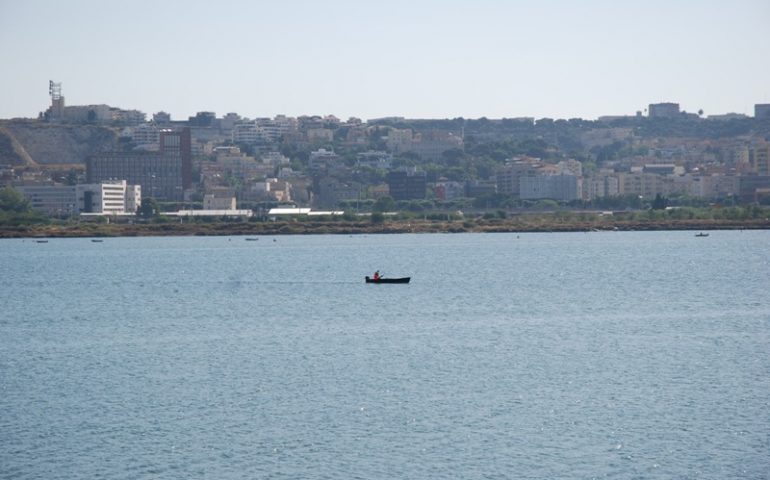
[1, 0, 769, 121]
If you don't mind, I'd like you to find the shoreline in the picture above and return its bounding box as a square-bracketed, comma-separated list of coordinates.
[1, 218, 768, 238]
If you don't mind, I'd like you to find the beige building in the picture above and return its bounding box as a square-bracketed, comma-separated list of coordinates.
[386, 128, 414, 153]
[690, 175, 740, 198]
[496, 160, 542, 196]
[520, 174, 582, 201]
[244, 178, 292, 203]
[203, 194, 236, 210]
[306, 128, 334, 144]
[583, 174, 620, 199]
[618, 172, 672, 198]
[751, 141, 770, 175]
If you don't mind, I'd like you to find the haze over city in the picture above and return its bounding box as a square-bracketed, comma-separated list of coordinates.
[1, 0, 769, 121]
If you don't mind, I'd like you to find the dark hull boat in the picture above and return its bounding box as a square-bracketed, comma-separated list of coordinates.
[365, 276, 410, 284]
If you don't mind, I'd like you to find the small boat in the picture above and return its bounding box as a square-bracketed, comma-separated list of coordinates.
[91, 239, 104, 243]
[35, 240, 48, 243]
[245, 238, 258, 241]
[695, 232, 709, 237]
[365, 276, 410, 284]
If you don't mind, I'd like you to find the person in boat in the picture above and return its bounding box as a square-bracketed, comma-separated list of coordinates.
[373, 270, 381, 280]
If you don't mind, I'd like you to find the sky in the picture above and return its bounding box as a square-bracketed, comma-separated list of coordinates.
[1, 0, 769, 121]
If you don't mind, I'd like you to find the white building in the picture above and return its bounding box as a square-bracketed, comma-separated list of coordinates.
[76, 180, 141, 215]
[232, 121, 261, 144]
[256, 116, 297, 142]
[131, 123, 160, 146]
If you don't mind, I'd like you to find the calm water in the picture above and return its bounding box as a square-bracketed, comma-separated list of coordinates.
[1, 231, 769, 479]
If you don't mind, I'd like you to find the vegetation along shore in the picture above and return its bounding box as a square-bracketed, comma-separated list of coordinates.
[2, 209, 768, 238]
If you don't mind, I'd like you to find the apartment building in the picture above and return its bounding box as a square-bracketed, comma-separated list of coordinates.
[309, 149, 340, 171]
[751, 141, 770, 175]
[520, 174, 582, 201]
[87, 128, 191, 201]
[496, 159, 542, 196]
[583, 175, 620, 199]
[131, 123, 160, 146]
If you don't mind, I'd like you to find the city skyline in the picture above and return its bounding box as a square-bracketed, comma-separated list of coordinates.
[1, 0, 769, 121]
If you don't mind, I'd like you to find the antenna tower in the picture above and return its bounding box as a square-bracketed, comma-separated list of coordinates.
[49, 80, 62, 101]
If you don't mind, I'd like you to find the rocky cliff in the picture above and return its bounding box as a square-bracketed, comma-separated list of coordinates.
[0, 121, 118, 166]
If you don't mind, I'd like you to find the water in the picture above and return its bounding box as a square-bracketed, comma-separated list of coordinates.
[1, 231, 768, 479]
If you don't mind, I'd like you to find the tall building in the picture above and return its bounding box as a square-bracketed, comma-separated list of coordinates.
[752, 141, 770, 175]
[160, 128, 192, 190]
[87, 128, 190, 201]
[755, 104, 770, 120]
[648, 103, 680, 118]
[87, 152, 182, 200]
[496, 158, 542, 196]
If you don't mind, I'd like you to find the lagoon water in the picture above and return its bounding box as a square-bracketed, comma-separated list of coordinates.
[1, 231, 769, 479]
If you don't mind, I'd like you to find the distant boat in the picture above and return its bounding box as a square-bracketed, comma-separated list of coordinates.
[35, 240, 48, 243]
[91, 239, 104, 243]
[695, 232, 709, 237]
[245, 238, 259, 241]
[365, 276, 410, 284]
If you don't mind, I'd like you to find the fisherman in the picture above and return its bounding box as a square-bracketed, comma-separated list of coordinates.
[373, 270, 381, 280]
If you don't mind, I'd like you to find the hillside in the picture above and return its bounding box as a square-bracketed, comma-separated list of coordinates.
[0, 121, 118, 166]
